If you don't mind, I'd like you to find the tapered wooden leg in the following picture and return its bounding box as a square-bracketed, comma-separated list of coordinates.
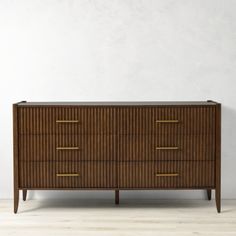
[215, 103, 221, 213]
[23, 189, 27, 201]
[14, 188, 19, 214]
[216, 187, 221, 213]
[207, 189, 211, 200]
[115, 190, 119, 204]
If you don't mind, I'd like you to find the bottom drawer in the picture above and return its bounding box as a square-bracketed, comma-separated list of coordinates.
[19, 161, 116, 188]
[119, 161, 215, 188]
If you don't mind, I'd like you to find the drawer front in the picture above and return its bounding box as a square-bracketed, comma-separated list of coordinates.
[118, 107, 215, 135]
[18, 107, 116, 134]
[118, 135, 215, 161]
[119, 161, 215, 188]
[19, 135, 116, 161]
[19, 161, 116, 188]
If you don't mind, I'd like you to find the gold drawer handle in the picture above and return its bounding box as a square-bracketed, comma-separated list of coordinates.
[56, 147, 79, 150]
[156, 173, 179, 177]
[156, 146, 179, 150]
[156, 120, 179, 123]
[57, 173, 80, 177]
[56, 120, 79, 123]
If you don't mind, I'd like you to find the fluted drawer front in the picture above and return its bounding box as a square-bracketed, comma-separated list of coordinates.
[19, 161, 116, 188]
[119, 161, 215, 188]
[118, 107, 215, 135]
[19, 135, 116, 161]
[118, 135, 214, 161]
[18, 107, 116, 134]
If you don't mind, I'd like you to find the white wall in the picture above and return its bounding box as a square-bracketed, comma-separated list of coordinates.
[0, 0, 236, 200]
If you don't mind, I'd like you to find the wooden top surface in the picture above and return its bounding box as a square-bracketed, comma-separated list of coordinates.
[16, 101, 218, 106]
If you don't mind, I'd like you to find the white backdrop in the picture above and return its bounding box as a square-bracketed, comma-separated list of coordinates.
[0, 0, 236, 200]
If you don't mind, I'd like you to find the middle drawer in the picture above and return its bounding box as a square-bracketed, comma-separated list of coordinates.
[19, 135, 117, 161]
[118, 135, 215, 161]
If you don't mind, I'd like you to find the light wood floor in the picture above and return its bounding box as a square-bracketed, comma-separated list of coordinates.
[0, 199, 236, 236]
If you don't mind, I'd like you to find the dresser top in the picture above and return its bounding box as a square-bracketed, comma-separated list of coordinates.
[16, 101, 218, 106]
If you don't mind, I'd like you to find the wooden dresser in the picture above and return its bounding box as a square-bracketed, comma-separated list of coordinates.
[13, 101, 221, 213]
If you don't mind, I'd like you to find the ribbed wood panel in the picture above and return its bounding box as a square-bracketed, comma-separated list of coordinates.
[16, 105, 217, 190]
[118, 161, 215, 188]
[118, 135, 214, 161]
[19, 135, 116, 161]
[19, 161, 116, 188]
[118, 107, 215, 135]
[18, 107, 117, 134]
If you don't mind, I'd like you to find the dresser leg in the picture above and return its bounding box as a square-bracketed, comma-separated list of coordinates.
[14, 188, 19, 214]
[215, 103, 221, 213]
[115, 190, 119, 204]
[215, 188, 221, 213]
[23, 189, 27, 201]
[206, 189, 211, 200]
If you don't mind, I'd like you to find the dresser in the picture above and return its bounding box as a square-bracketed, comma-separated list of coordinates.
[13, 101, 221, 213]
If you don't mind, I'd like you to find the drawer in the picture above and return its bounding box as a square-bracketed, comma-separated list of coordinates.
[118, 161, 215, 188]
[118, 107, 215, 135]
[118, 135, 215, 161]
[18, 107, 116, 134]
[19, 135, 116, 161]
[19, 161, 116, 188]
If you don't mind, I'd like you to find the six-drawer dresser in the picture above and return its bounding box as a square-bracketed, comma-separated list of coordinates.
[13, 101, 221, 213]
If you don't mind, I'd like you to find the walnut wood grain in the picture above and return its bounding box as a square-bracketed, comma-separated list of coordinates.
[118, 161, 215, 188]
[118, 135, 215, 161]
[19, 135, 117, 161]
[18, 107, 117, 135]
[19, 161, 116, 188]
[13, 104, 19, 214]
[118, 107, 215, 135]
[215, 104, 221, 212]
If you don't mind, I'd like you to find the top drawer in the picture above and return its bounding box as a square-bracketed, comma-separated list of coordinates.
[18, 107, 117, 134]
[118, 107, 215, 135]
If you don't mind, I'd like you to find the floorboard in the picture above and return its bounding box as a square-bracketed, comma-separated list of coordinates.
[0, 199, 236, 236]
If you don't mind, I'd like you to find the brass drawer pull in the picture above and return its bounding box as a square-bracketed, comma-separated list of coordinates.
[56, 120, 79, 123]
[56, 147, 79, 150]
[57, 173, 80, 177]
[156, 120, 179, 123]
[156, 173, 179, 177]
[156, 146, 179, 150]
